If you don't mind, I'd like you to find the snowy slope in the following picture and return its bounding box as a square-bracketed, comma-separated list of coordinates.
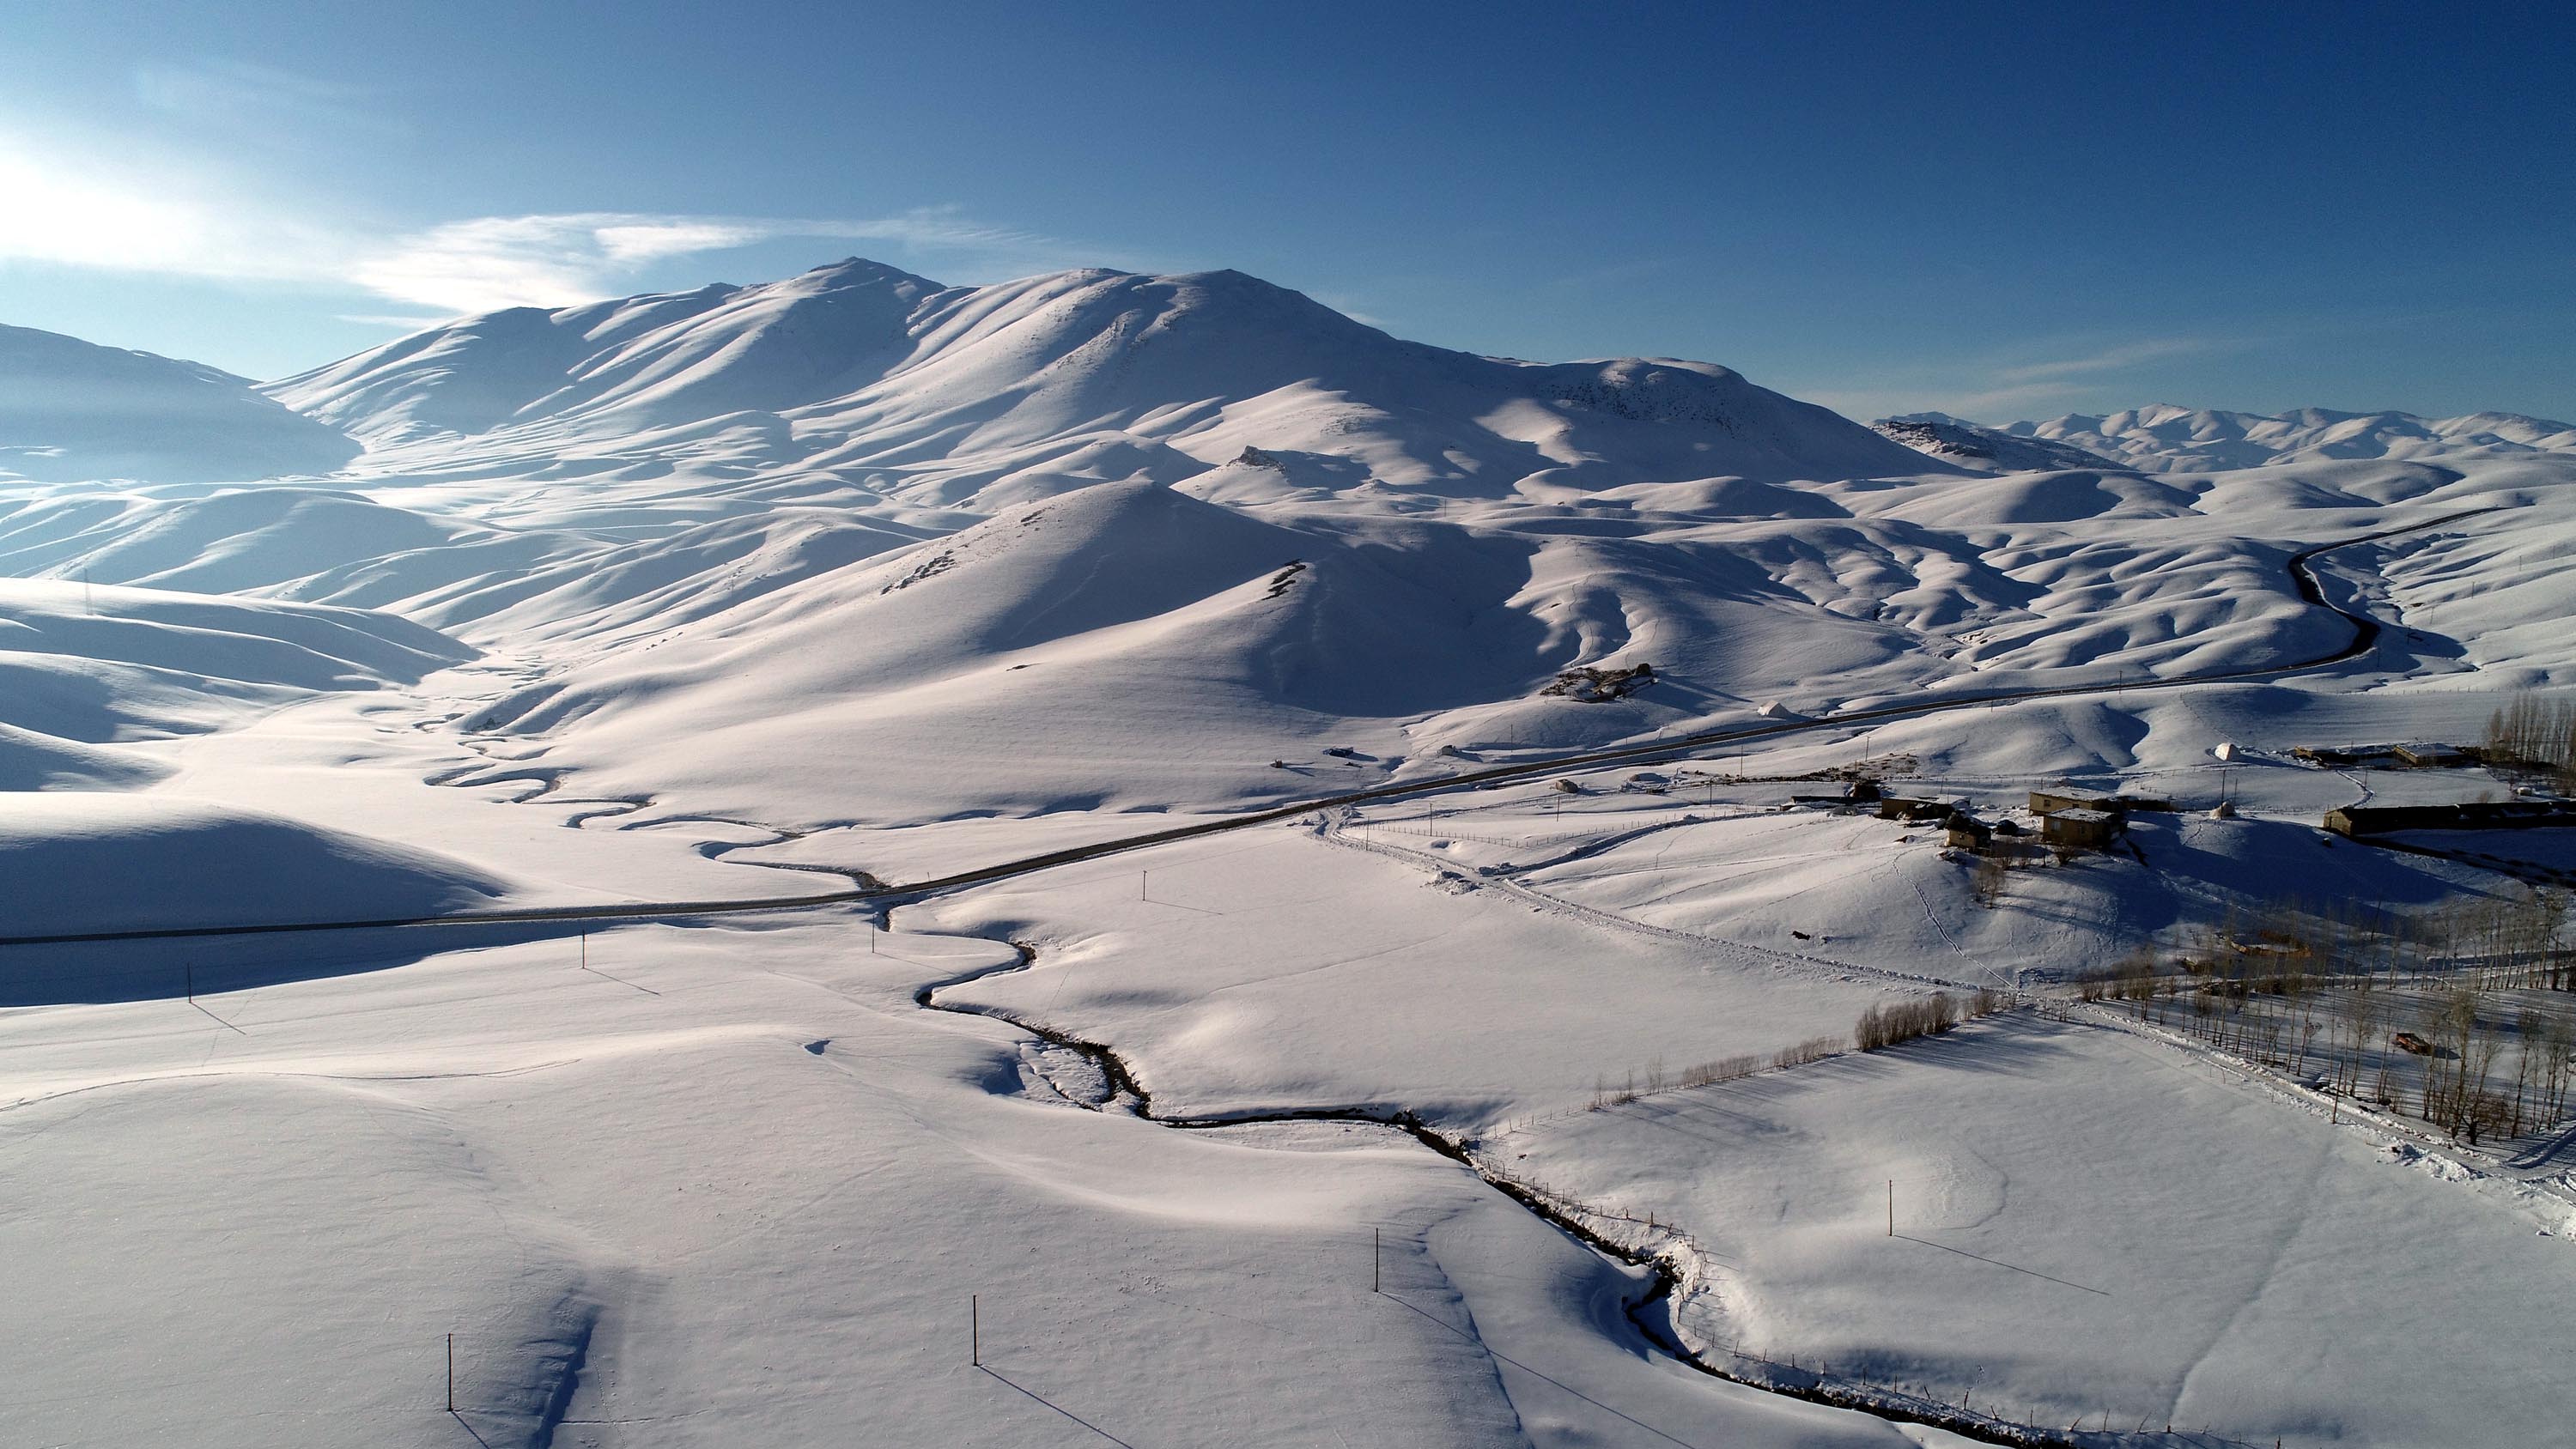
[0, 324, 359, 483]
[0, 793, 507, 937]
[1873, 413, 2125, 473]
[272, 258, 1951, 493]
[0, 577, 469, 745]
[10, 264, 2571, 841]
[9, 257, 2576, 1449]
[2007, 403, 2576, 472]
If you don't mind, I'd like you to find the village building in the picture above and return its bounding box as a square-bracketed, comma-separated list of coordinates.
[2039, 807, 2122, 849]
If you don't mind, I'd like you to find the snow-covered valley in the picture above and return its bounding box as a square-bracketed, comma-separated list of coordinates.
[4, 260, 2573, 1449]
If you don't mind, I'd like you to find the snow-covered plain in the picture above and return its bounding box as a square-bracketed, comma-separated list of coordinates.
[3, 262, 2573, 1447]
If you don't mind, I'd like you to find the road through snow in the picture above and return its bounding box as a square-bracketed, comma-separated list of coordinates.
[0, 505, 2506, 950]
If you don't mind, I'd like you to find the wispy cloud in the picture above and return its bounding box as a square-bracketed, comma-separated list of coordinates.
[1991, 336, 2218, 385]
[0, 127, 1077, 318]
[131, 58, 401, 138]
[349, 208, 1066, 313]
[1802, 335, 2239, 425]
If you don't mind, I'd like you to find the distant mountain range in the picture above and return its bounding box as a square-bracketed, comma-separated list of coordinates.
[1874, 406, 2576, 475]
[3, 258, 2572, 825]
[2001, 405, 2576, 473]
[6, 262, 2568, 492]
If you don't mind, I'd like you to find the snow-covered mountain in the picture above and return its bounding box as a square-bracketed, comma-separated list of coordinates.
[10, 258, 2576, 1449]
[1872, 413, 2124, 473]
[0, 324, 359, 484]
[270, 258, 1948, 498]
[2004, 403, 2576, 473]
[1, 257, 2565, 831]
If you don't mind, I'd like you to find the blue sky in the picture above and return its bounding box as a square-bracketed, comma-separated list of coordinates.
[3, 1, 2568, 422]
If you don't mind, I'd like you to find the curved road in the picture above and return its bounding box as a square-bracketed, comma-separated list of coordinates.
[0, 504, 2504, 949]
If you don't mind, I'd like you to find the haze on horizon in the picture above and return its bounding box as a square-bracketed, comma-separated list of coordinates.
[2, 0, 2568, 426]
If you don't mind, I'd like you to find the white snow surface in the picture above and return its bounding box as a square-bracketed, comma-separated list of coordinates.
[3, 261, 2573, 1447]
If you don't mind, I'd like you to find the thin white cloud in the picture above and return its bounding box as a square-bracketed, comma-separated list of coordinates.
[1992, 336, 2218, 385]
[1804, 336, 2242, 425]
[0, 127, 1077, 317]
[593, 220, 770, 266]
[131, 58, 398, 137]
[0, 145, 337, 281]
[347, 209, 1068, 314]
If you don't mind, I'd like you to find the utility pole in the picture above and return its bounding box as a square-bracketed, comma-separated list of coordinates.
[1373, 1227, 1380, 1293]
[971, 1294, 979, 1366]
[1886, 1179, 1894, 1237]
[447, 1333, 455, 1413]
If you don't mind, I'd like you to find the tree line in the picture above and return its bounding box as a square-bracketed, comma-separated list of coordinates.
[2086, 890, 2576, 1142]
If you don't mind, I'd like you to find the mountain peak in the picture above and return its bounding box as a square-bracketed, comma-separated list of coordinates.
[264, 256, 1948, 486]
[792, 257, 949, 291]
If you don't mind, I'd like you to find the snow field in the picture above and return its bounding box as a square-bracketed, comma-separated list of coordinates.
[0, 915, 1952, 1449]
[906, 779, 2575, 1447]
[916, 825, 1896, 1127]
[7, 256, 2576, 1448]
[1507, 1012, 2575, 1448]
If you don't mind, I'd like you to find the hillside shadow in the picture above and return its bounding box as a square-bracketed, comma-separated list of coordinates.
[0, 919, 599, 1008]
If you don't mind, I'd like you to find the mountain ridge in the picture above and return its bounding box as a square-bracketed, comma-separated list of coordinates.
[2001, 403, 2576, 472]
[264, 257, 1953, 495]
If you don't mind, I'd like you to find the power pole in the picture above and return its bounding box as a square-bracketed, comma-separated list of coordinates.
[1886, 1179, 1893, 1237]
[1373, 1227, 1380, 1293]
[447, 1333, 454, 1413]
[971, 1294, 980, 1366]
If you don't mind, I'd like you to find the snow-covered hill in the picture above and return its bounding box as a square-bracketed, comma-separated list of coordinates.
[2005, 403, 2576, 472]
[1872, 413, 2124, 473]
[0, 324, 359, 484]
[8, 260, 2567, 830]
[270, 258, 1948, 495]
[9, 259, 2576, 1449]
